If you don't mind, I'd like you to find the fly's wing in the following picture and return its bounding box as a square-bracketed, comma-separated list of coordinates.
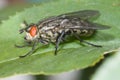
[67, 23, 110, 30]
[38, 16, 57, 24]
[87, 23, 110, 30]
[58, 10, 100, 20]
[38, 10, 100, 24]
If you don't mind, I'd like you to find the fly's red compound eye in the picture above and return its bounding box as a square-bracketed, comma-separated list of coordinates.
[29, 25, 37, 37]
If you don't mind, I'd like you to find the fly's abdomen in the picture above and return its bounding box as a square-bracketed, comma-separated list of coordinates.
[73, 29, 95, 37]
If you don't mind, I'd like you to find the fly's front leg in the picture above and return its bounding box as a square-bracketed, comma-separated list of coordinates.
[19, 41, 37, 58]
[73, 33, 102, 47]
[15, 44, 27, 48]
[55, 30, 65, 55]
[15, 42, 32, 48]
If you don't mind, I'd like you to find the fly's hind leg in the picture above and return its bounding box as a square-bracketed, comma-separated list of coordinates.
[73, 33, 102, 47]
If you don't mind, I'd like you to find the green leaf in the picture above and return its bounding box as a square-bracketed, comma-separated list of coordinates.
[0, 0, 120, 77]
[92, 51, 120, 80]
[0, 0, 54, 24]
[0, 4, 33, 24]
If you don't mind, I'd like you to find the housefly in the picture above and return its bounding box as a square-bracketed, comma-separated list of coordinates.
[15, 10, 110, 58]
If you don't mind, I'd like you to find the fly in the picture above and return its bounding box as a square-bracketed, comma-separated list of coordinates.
[15, 10, 110, 58]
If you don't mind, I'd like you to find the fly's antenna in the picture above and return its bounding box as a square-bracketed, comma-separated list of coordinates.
[19, 20, 28, 34]
[23, 20, 28, 26]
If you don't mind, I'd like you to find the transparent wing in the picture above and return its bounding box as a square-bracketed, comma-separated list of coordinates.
[38, 16, 57, 24]
[67, 23, 110, 30]
[58, 10, 100, 20]
[38, 10, 100, 24]
[88, 23, 110, 30]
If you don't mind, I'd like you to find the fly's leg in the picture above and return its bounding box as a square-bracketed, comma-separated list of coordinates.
[55, 30, 65, 55]
[15, 42, 32, 48]
[73, 33, 102, 47]
[80, 39, 102, 47]
[19, 42, 37, 58]
[15, 44, 27, 48]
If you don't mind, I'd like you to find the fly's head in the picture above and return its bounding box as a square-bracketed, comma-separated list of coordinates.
[19, 21, 39, 42]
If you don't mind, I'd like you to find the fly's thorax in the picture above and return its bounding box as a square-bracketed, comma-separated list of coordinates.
[38, 28, 60, 43]
[38, 24, 67, 43]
